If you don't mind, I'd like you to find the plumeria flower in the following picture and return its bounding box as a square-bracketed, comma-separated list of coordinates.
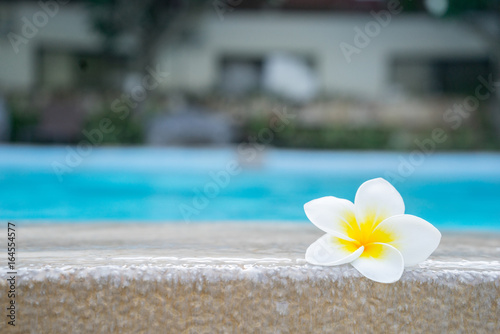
[304, 178, 441, 283]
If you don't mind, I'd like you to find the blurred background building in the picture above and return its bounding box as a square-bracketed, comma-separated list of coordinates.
[0, 0, 499, 149]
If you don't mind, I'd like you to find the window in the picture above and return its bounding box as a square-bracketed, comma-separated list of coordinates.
[391, 56, 493, 96]
[37, 47, 129, 90]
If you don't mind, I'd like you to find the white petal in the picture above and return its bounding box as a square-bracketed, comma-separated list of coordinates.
[351, 243, 404, 283]
[305, 234, 364, 266]
[354, 178, 405, 229]
[374, 214, 441, 267]
[304, 196, 357, 241]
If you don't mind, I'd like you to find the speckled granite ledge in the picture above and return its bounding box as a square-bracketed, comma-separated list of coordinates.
[1, 223, 499, 333]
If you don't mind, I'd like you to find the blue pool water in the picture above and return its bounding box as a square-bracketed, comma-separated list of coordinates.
[0, 146, 499, 229]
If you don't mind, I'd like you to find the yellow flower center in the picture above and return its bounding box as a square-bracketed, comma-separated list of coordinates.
[336, 210, 394, 258]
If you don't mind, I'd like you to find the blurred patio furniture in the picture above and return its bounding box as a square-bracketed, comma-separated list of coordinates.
[0, 95, 10, 142]
[35, 92, 86, 143]
[146, 106, 234, 145]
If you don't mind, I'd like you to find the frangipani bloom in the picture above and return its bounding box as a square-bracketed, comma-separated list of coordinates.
[305, 178, 441, 283]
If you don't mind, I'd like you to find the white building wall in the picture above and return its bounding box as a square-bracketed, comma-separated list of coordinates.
[0, 4, 491, 97]
[157, 12, 490, 98]
[0, 3, 101, 91]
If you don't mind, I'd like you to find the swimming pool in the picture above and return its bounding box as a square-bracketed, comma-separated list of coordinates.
[1, 145, 499, 229]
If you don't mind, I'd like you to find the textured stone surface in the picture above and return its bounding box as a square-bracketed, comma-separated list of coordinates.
[1, 223, 499, 333]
